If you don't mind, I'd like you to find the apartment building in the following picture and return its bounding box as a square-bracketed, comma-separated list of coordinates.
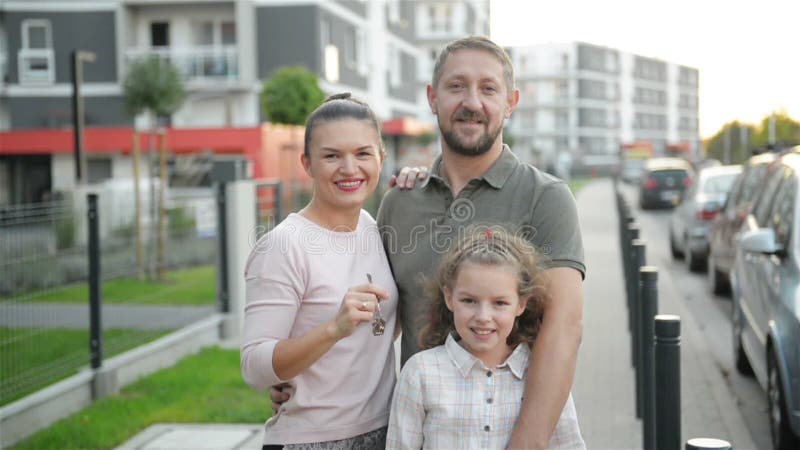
[507, 42, 700, 171]
[0, 0, 426, 203]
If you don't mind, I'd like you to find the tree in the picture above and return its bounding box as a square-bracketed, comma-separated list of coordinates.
[260, 66, 325, 125]
[706, 111, 800, 164]
[122, 57, 186, 280]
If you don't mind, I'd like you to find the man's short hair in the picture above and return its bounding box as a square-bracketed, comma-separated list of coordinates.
[432, 35, 516, 94]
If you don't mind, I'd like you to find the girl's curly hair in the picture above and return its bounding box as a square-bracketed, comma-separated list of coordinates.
[418, 225, 550, 350]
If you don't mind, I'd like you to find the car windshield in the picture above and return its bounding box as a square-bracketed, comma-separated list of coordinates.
[651, 170, 688, 182]
[702, 173, 739, 195]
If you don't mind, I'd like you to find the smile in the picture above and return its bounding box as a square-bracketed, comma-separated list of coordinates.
[335, 180, 364, 191]
[471, 328, 495, 336]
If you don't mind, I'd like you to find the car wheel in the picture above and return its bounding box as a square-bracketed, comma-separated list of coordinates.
[707, 258, 727, 295]
[768, 350, 800, 450]
[732, 302, 753, 375]
[670, 232, 683, 259]
[686, 240, 705, 272]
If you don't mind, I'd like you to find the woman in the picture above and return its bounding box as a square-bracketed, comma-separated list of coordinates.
[241, 93, 398, 449]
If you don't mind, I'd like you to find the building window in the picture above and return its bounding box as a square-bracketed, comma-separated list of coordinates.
[19, 19, 54, 85]
[387, 0, 401, 24]
[150, 22, 169, 47]
[389, 45, 402, 87]
[430, 3, 452, 33]
[344, 26, 366, 75]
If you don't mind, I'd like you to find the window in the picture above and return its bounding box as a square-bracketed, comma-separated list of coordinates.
[769, 175, 796, 249]
[388, 45, 401, 87]
[753, 167, 786, 227]
[430, 3, 452, 33]
[19, 19, 54, 84]
[150, 22, 169, 47]
[344, 26, 366, 74]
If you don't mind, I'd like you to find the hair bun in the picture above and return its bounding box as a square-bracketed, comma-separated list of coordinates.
[325, 92, 352, 102]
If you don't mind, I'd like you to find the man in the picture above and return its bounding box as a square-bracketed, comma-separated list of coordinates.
[377, 36, 585, 449]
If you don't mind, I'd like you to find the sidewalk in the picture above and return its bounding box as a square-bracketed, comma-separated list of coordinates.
[115, 179, 757, 449]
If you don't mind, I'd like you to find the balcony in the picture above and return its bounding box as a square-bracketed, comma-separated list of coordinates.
[124, 46, 239, 86]
[17, 48, 55, 85]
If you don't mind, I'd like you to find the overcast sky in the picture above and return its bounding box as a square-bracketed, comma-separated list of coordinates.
[490, 0, 800, 138]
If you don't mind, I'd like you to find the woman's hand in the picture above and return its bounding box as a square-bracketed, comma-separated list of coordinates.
[389, 166, 429, 190]
[328, 283, 389, 340]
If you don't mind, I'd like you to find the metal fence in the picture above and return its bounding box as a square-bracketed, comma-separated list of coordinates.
[0, 190, 218, 406]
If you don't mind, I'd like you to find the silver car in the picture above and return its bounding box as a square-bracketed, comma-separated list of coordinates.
[731, 149, 800, 449]
[669, 165, 742, 271]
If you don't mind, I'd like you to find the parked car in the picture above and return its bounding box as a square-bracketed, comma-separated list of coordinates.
[707, 152, 778, 293]
[730, 148, 800, 450]
[669, 165, 742, 271]
[638, 158, 694, 209]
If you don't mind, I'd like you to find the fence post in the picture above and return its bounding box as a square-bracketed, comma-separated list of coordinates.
[215, 182, 229, 314]
[631, 239, 646, 418]
[685, 438, 731, 450]
[655, 314, 681, 450]
[87, 194, 102, 371]
[641, 267, 659, 448]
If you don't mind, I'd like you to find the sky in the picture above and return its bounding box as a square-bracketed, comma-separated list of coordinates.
[490, 0, 800, 138]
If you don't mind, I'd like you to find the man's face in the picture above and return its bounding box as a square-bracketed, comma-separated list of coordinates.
[428, 48, 519, 157]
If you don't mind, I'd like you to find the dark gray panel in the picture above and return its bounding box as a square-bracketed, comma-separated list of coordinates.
[8, 96, 131, 129]
[327, 13, 366, 90]
[256, 6, 320, 79]
[386, 1, 414, 42]
[335, 0, 366, 17]
[387, 51, 416, 104]
[5, 11, 117, 84]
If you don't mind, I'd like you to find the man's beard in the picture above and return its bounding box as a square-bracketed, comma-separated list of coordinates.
[439, 109, 502, 157]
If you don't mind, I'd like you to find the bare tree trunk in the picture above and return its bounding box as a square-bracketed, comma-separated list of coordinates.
[132, 130, 144, 279]
[157, 128, 167, 281]
[147, 113, 157, 280]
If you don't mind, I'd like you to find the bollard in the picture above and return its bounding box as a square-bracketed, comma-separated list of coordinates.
[625, 223, 640, 333]
[640, 268, 659, 440]
[655, 314, 681, 450]
[685, 438, 732, 450]
[631, 240, 646, 418]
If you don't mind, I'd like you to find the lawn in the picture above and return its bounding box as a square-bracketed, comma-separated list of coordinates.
[568, 177, 590, 195]
[13, 265, 216, 306]
[1, 328, 170, 406]
[10, 347, 269, 450]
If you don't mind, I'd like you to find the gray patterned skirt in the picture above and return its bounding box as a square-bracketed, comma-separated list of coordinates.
[279, 426, 387, 450]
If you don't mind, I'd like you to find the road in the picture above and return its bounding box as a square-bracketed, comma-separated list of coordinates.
[619, 182, 771, 449]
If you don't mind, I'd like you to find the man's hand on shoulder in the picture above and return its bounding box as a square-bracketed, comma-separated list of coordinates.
[388, 166, 429, 190]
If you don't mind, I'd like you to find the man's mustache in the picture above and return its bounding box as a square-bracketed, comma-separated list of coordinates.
[453, 109, 487, 123]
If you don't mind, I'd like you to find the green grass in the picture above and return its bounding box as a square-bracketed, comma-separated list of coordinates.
[13, 265, 216, 305]
[10, 347, 269, 450]
[1, 328, 170, 406]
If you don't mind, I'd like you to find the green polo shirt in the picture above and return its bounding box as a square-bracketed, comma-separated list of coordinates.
[377, 145, 585, 364]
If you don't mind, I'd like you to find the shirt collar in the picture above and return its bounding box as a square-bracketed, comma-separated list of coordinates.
[427, 144, 518, 191]
[444, 333, 530, 379]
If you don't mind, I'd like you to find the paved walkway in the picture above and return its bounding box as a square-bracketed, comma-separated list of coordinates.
[114, 179, 758, 449]
[0, 303, 214, 329]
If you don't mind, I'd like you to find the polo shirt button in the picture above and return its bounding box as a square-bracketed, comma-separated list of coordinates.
[486, 398, 493, 404]
[486, 371, 492, 377]
[484, 425, 491, 432]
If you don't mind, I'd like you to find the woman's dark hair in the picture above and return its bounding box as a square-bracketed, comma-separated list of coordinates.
[418, 225, 550, 351]
[303, 92, 383, 157]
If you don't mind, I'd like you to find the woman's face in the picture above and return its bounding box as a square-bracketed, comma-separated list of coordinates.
[302, 118, 383, 214]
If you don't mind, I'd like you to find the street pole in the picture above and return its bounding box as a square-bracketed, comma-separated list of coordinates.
[723, 126, 730, 164]
[740, 126, 748, 160]
[71, 50, 97, 185]
[769, 112, 776, 147]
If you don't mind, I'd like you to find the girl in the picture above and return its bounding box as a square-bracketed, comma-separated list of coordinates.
[386, 226, 584, 449]
[241, 93, 398, 449]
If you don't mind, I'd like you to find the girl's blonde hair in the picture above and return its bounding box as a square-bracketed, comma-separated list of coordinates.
[418, 225, 549, 350]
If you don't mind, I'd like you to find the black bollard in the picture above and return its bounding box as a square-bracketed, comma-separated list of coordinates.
[625, 223, 640, 334]
[655, 314, 681, 450]
[631, 240, 646, 418]
[685, 438, 732, 450]
[640, 267, 659, 443]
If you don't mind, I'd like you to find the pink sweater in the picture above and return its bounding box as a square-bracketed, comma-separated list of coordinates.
[241, 211, 398, 445]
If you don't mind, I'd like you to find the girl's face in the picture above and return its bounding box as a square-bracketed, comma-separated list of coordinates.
[302, 118, 383, 214]
[444, 262, 528, 368]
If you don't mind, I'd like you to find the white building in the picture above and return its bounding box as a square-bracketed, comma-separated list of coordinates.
[507, 42, 700, 172]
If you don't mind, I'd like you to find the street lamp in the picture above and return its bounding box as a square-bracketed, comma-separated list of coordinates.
[71, 50, 97, 185]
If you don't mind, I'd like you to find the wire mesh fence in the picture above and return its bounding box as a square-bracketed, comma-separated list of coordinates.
[0, 190, 218, 406]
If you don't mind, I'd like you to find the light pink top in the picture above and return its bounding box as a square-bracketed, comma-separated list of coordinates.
[241, 211, 398, 445]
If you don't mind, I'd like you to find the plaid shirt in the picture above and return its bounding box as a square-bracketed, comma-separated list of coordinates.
[387, 334, 585, 449]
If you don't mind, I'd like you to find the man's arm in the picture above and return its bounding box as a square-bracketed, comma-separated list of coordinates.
[508, 266, 583, 449]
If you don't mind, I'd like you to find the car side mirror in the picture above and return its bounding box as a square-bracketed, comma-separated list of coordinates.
[740, 228, 783, 255]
